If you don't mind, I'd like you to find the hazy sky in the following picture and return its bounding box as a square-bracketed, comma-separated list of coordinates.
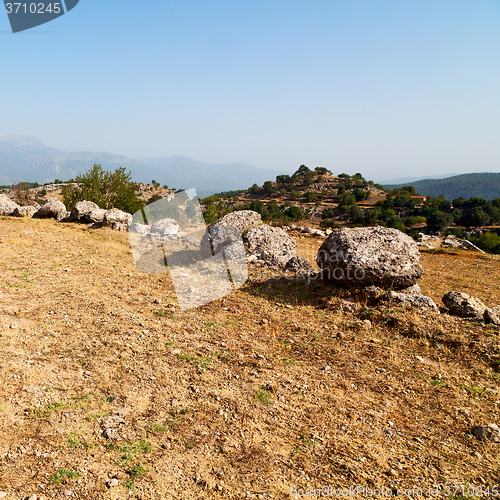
[1, 0, 499, 181]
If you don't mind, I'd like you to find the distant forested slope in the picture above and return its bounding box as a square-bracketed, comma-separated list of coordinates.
[384, 173, 500, 201]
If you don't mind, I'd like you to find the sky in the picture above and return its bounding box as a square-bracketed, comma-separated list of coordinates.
[1, 0, 500, 182]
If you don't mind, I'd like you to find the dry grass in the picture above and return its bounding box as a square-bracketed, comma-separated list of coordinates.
[0, 217, 499, 499]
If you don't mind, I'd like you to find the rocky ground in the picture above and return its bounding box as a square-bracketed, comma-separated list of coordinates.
[0, 217, 499, 499]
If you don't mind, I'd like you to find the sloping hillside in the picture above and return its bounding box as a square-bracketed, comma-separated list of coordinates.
[0, 216, 499, 499]
[384, 173, 500, 201]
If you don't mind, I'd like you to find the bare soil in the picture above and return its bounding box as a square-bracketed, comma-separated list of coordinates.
[0, 217, 499, 499]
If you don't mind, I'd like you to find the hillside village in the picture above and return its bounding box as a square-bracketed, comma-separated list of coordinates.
[0, 167, 499, 499]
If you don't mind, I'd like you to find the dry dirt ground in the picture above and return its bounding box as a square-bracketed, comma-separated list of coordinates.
[0, 217, 499, 500]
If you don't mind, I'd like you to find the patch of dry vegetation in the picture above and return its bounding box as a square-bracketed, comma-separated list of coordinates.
[0, 218, 499, 499]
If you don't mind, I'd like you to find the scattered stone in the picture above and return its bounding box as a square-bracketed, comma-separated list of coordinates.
[128, 222, 150, 235]
[106, 478, 120, 488]
[284, 256, 315, 275]
[442, 291, 488, 318]
[149, 218, 180, 240]
[360, 285, 385, 303]
[383, 429, 393, 438]
[28, 495, 37, 500]
[317, 227, 423, 288]
[242, 225, 296, 268]
[401, 283, 422, 295]
[387, 291, 439, 312]
[69, 200, 100, 222]
[484, 306, 500, 326]
[337, 299, 359, 313]
[85, 208, 107, 224]
[443, 235, 486, 253]
[472, 451, 483, 459]
[33, 198, 67, 220]
[11, 205, 38, 217]
[0, 493, 8, 499]
[0, 194, 20, 216]
[100, 408, 131, 440]
[202, 210, 262, 256]
[472, 424, 500, 443]
[415, 356, 425, 363]
[63, 491, 73, 497]
[103, 428, 119, 440]
[103, 208, 132, 231]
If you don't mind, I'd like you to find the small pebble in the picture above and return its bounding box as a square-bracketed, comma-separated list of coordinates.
[106, 478, 120, 488]
[383, 429, 393, 438]
[0, 493, 7, 499]
[28, 495, 37, 500]
[63, 491, 73, 497]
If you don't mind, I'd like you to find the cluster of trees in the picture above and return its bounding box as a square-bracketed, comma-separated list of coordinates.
[378, 186, 500, 231]
[384, 173, 500, 201]
[201, 195, 308, 225]
[250, 165, 332, 197]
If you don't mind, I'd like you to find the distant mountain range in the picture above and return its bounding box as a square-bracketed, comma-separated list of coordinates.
[384, 172, 500, 201]
[0, 134, 282, 198]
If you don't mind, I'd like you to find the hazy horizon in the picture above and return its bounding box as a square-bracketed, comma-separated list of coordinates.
[2, 1, 500, 181]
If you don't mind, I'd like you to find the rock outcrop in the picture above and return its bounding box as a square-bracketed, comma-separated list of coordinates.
[387, 291, 439, 312]
[103, 208, 132, 231]
[242, 225, 296, 268]
[443, 235, 485, 253]
[202, 210, 262, 256]
[284, 256, 316, 275]
[34, 198, 67, 220]
[442, 291, 487, 319]
[85, 208, 107, 224]
[317, 227, 423, 288]
[0, 195, 20, 216]
[484, 306, 500, 326]
[70, 201, 100, 222]
[472, 424, 500, 443]
[149, 218, 180, 240]
[128, 223, 150, 235]
[11, 206, 38, 217]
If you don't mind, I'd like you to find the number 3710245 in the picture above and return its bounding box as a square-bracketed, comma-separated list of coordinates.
[5, 3, 62, 14]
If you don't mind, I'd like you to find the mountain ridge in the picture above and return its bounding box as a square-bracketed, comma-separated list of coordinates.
[0, 135, 282, 197]
[384, 172, 500, 201]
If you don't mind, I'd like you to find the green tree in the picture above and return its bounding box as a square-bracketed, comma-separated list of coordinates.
[62, 164, 144, 214]
[263, 181, 275, 196]
[305, 191, 317, 203]
[427, 210, 453, 231]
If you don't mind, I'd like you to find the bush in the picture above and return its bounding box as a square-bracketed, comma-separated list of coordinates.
[11, 182, 37, 206]
[62, 164, 144, 213]
[469, 232, 500, 254]
[321, 219, 339, 229]
[284, 205, 306, 222]
[305, 191, 317, 203]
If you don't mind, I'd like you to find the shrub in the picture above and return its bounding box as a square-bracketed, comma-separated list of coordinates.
[469, 232, 500, 254]
[305, 191, 317, 203]
[62, 164, 144, 213]
[11, 182, 37, 206]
